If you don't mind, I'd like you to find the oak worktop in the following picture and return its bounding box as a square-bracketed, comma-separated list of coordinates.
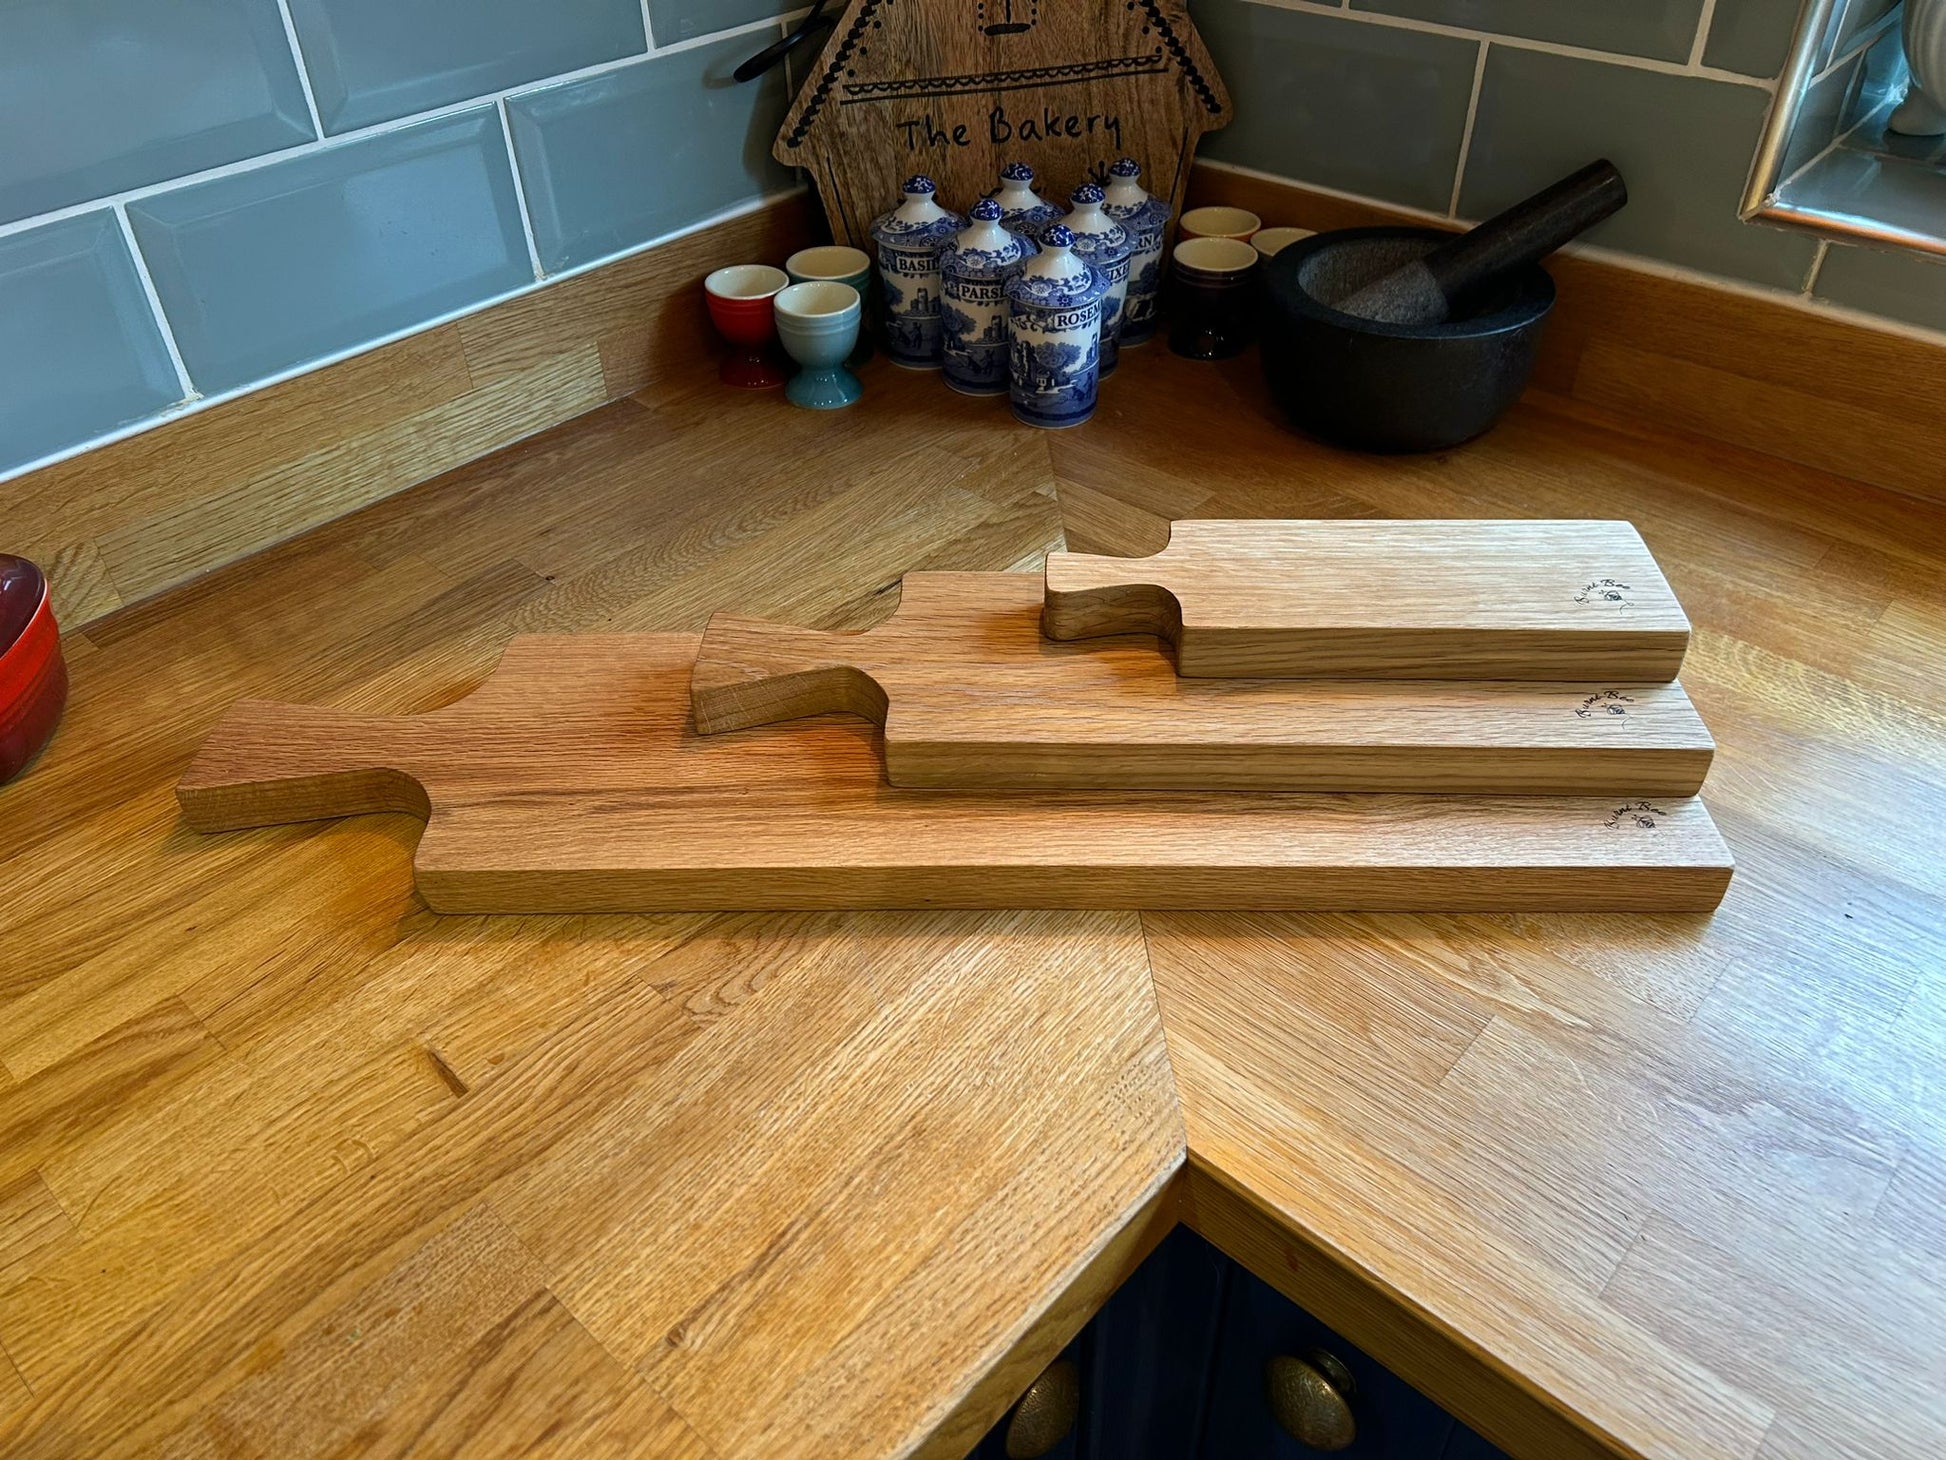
[3, 347, 1943, 1459]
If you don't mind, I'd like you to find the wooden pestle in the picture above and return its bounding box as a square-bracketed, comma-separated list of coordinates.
[1331, 160, 1627, 326]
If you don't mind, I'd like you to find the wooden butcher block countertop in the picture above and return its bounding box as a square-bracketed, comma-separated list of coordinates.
[3, 350, 1944, 1460]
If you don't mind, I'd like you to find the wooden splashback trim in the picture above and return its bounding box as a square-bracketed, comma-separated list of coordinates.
[6, 193, 818, 629]
[1188, 163, 1946, 509]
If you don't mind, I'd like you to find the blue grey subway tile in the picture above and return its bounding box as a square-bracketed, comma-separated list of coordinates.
[1831, 0, 1901, 67]
[126, 110, 531, 395]
[286, 0, 647, 134]
[0, 213, 182, 476]
[1814, 241, 1946, 332]
[1703, 0, 1804, 77]
[1460, 47, 1822, 290]
[1351, 0, 1703, 64]
[0, 0, 314, 226]
[648, 0, 790, 47]
[507, 34, 797, 274]
[1778, 50, 1864, 183]
[1778, 127, 1946, 240]
[1190, 0, 1479, 214]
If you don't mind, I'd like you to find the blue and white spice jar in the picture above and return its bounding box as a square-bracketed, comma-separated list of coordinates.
[938, 199, 1039, 397]
[992, 161, 1064, 239]
[1056, 184, 1132, 376]
[1103, 158, 1172, 346]
[869, 176, 964, 369]
[1004, 225, 1107, 430]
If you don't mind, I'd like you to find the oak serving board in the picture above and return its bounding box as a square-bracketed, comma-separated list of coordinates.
[175, 634, 1732, 913]
[1043, 519, 1692, 680]
[690, 573, 1715, 793]
[774, 0, 1230, 247]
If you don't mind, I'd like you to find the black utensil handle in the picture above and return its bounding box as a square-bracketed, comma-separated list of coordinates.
[1424, 160, 1627, 300]
[734, 0, 833, 82]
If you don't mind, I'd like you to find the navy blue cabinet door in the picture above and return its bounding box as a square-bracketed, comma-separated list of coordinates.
[1082, 1225, 1229, 1457]
[1198, 1262, 1457, 1458]
[970, 1229, 1509, 1460]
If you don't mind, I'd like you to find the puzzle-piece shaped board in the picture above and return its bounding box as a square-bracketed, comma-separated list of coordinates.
[690, 572, 1714, 794]
[177, 634, 1732, 913]
[1043, 519, 1692, 680]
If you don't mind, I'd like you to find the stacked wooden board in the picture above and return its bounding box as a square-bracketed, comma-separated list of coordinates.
[1041, 519, 1692, 679]
[178, 520, 1733, 911]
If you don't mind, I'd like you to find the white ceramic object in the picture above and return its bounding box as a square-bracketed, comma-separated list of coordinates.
[993, 161, 1065, 238]
[1892, 0, 1946, 135]
[1103, 158, 1173, 346]
[1179, 205, 1261, 241]
[938, 199, 1037, 396]
[1004, 225, 1107, 429]
[1056, 184, 1132, 376]
[869, 176, 965, 368]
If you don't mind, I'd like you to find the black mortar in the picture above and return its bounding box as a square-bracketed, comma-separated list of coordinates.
[1260, 226, 1555, 454]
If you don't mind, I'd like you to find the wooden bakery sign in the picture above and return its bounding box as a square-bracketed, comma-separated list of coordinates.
[775, 0, 1231, 247]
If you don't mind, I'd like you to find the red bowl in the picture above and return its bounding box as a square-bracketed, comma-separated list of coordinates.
[1, 554, 68, 785]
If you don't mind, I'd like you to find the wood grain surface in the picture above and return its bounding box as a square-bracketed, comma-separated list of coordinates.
[691, 569, 1716, 792]
[2, 194, 815, 627]
[176, 633, 1730, 912]
[775, 0, 1229, 247]
[1044, 518, 1691, 679]
[4, 344, 1945, 1460]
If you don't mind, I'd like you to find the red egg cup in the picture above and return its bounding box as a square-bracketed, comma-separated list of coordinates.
[704, 264, 791, 389]
[1, 557, 68, 786]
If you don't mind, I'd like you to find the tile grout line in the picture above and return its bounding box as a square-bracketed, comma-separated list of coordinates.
[1447, 40, 1489, 218]
[1244, 0, 1776, 90]
[638, 0, 657, 49]
[1801, 237, 1832, 296]
[0, 11, 787, 244]
[271, 0, 328, 139]
[1687, 0, 1723, 69]
[112, 204, 198, 402]
[497, 99, 547, 282]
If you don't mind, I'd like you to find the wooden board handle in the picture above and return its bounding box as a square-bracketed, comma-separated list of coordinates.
[690, 615, 890, 735]
[176, 700, 428, 831]
[1042, 550, 1185, 645]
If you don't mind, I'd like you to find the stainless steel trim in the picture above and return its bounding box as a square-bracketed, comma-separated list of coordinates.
[1745, 0, 1844, 220]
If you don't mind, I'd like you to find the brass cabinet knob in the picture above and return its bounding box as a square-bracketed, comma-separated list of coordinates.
[1004, 1358, 1080, 1458]
[1265, 1348, 1358, 1451]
